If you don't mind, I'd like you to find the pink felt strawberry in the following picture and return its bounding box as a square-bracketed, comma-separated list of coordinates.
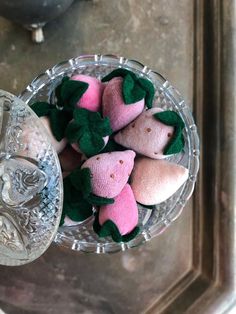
[81, 150, 136, 198]
[93, 184, 139, 242]
[22, 116, 67, 155]
[114, 108, 185, 159]
[59, 145, 82, 172]
[130, 157, 189, 205]
[71, 74, 104, 112]
[65, 108, 112, 157]
[102, 69, 155, 131]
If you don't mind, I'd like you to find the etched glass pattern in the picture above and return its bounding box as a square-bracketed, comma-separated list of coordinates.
[0, 91, 63, 265]
[20, 55, 199, 254]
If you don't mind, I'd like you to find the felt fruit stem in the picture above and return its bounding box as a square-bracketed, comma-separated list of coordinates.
[93, 214, 140, 243]
[102, 68, 155, 108]
[154, 110, 185, 155]
[64, 168, 114, 205]
[62, 175, 93, 222]
[66, 108, 113, 157]
[55, 76, 89, 110]
[31, 76, 89, 141]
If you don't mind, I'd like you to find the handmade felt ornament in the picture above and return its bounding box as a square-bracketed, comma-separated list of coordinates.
[114, 108, 185, 159]
[59, 145, 83, 172]
[102, 69, 155, 132]
[30, 77, 89, 144]
[93, 184, 139, 242]
[81, 150, 136, 198]
[60, 169, 93, 225]
[130, 157, 189, 205]
[65, 108, 112, 157]
[70, 74, 104, 112]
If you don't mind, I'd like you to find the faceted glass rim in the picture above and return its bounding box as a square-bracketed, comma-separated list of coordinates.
[19, 54, 200, 254]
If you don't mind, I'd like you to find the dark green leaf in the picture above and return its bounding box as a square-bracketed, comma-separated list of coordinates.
[31, 102, 52, 117]
[100, 138, 126, 153]
[101, 68, 136, 82]
[55, 76, 70, 105]
[69, 167, 92, 198]
[164, 125, 185, 155]
[60, 79, 89, 108]
[86, 194, 114, 205]
[93, 215, 139, 243]
[65, 121, 84, 143]
[49, 109, 72, 141]
[64, 198, 93, 222]
[137, 77, 155, 109]
[73, 107, 90, 125]
[79, 131, 105, 157]
[122, 73, 146, 104]
[154, 110, 185, 129]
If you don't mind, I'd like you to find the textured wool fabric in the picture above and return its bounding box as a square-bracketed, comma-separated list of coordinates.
[40, 116, 67, 153]
[99, 184, 138, 235]
[59, 146, 82, 172]
[131, 157, 189, 205]
[114, 108, 175, 159]
[81, 150, 136, 198]
[71, 74, 104, 112]
[102, 77, 145, 131]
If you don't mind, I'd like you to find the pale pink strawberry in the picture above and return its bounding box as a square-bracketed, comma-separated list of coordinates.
[114, 108, 174, 159]
[71, 74, 104, 112]
[71, 135, 109, 154]
[81, 150, 136, 198]
[39, 116, 67, 153]
[102, 77, 145, 131]
[99, 184, 138, 235]
[131, 157, 189, 205]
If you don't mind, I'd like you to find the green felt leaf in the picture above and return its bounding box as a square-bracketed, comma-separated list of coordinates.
[67, 108, 112, 156]
[64, 198, 93, 222]
[79, 131, 106, 157]
[164, 125, 185, 155]
[65, 121, 83, 143]
[122, 73, 146, 105]
[55, 76, 69, 106]
[49, 109, 72, 141]
[59, 210, 66, 226]
[74, 108, 113, 136]
[101, 68, 136, 82]
[137, 78, 155, 109]
[86, 194, 114, 206]
[154, 110, 185, 155]
[93, 215, 140, 243]
[100, 138, 126, 153]
[31, 102, 52, 117]
[61, 79, 89, 108]
[73, 107, 90, 126]
[62, 177, 93, 221]
[154, 110, 185, 129]
[55, 76, 89, 109]
[102, 69, 155, 107]
[69, 167, 92, 198]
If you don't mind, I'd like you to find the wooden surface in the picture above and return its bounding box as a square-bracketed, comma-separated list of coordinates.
[0, 0, 235, 313]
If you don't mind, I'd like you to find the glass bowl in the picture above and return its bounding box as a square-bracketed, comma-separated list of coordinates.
[19, 54, 200, 254]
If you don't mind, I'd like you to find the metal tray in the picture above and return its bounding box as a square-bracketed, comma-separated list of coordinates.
[0, 0, 235, 313]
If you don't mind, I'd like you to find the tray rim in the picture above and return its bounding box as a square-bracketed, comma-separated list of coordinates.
[147, 0, 236, 313]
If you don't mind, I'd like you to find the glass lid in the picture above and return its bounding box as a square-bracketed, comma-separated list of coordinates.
[0, 90, 63, 266]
